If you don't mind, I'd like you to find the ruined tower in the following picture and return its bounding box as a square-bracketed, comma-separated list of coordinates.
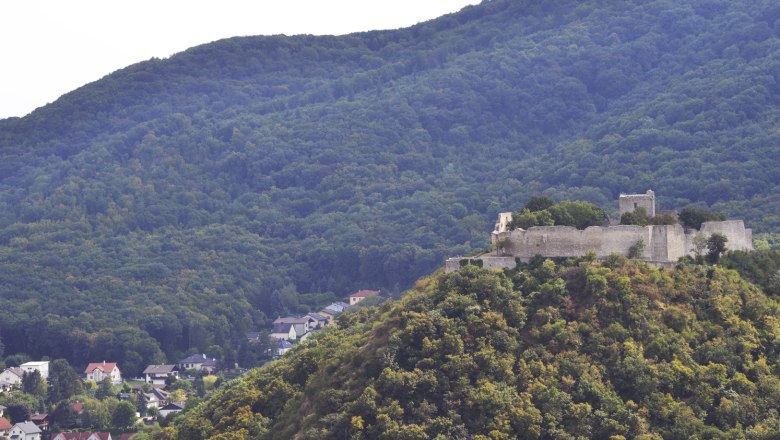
[619, 190, 655, 218]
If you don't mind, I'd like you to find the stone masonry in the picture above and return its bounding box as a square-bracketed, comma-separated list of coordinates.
[445, 191, 753, 272]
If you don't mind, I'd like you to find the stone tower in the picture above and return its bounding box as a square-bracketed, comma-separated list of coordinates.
[619, 190, 655, 217]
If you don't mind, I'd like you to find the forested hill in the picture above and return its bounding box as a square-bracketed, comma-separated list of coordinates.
[165, 259, 780, 439]
[2, 0, 780, 371]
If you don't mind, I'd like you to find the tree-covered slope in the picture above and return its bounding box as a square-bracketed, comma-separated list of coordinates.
[2, 0, 780, 370]
[164, 260, 780, 439]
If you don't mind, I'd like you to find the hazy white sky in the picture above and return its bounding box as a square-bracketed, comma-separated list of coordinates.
[0, 0, 479, 119]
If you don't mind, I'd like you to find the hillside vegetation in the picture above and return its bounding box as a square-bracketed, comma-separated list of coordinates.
[161, 259, 780, 439]
[2, 0, 780, 370]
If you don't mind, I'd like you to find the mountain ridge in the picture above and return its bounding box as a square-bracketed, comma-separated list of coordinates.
[1, 0, 779, 375]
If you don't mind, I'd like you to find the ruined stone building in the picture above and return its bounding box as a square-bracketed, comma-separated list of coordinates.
[445, 191, 753, 272]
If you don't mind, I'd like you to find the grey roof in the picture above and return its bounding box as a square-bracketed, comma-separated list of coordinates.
[272, 322, 293, 334]
[273, 316, 314, 324]
[3, 367, 23, 378]
[15, 420, 42, 434]
[307, 313, 328, 322]
[159, 402, 184, 411]
[180, 353, 214, 364]
[143, 364, 177, 375]
[278, 339, 293, 349]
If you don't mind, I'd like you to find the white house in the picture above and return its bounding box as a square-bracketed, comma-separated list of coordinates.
[8, 421, 42, 440]
[142, 365, 179, 385]
[0, 367, 23, 389]
[179, 354, 218, 373]
[158, 402, 184, 418]
[20, 361, 49, 380]
[51, 432, 112, 440]
[270, 322, 298, 341]
[84, 362, 122, 385]
[349, 290, 380, 306]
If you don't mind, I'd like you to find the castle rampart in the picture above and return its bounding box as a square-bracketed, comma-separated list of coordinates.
[491, 220, 753, 264]
[449, 192, 754, 273]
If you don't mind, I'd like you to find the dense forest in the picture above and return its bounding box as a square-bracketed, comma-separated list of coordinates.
[161, 258, 780, 439]
[2, 0, 780, 371]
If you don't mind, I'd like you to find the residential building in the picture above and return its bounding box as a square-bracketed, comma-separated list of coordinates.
[270, 322, 297, 341]
[273, 316, 316, 337]
[349, 289, 380, 305]
[0, 367, 23, 390]
[8, 421, 42, 440]
[84, 362, 122, 385]
[29, 413, 48, 432]
[142, 365, 179, 385]
[274, 339, 293, 358]
[158, 402, 184, 418]
[19, 361, 49, 380]
[179, 354, 218, 373]
[51, 433, 112, 440]
[0, 417, 12, 436]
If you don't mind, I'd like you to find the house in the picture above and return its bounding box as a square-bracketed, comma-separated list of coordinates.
[320, 301, 350, 317]
[179, 354, 218, 373]
[19, 361, 49, 379]
[8, 421, 42, 440]
[158, 402, 184, 418]
[0, 417, 12, 436]
[306, 313, 329, 329]
[144, 388, 169, 409]
[274, 339, 293, 358]
[273, 316, 316, 337]
[270, 322, 297, 341]
[349, 290, 380, 306]
[29, 413, 48, 431]
[142, 365, 179, 385]
[0, 367, 24, 388]
[51, 433, 112, 440]
[84, 361, 122, 385]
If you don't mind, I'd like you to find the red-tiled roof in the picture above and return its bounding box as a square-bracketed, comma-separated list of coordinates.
[350, 289, 380, 298]
[84, 362, 118, 374]
[71, 401, 84, 413]
[0, 417, 12, 430]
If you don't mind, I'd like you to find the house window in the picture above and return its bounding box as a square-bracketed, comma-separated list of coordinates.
[633, 202, 637, 208]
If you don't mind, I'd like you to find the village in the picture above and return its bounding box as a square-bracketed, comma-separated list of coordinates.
[0, 290, 382, 439]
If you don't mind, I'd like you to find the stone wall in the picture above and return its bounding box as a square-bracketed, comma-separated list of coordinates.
[689, 220, 753, 253]
[492, 220, 753, 263]
[444, 257, 516, 273]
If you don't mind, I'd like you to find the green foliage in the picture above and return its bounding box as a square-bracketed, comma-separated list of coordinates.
[112, 400, 138, 430]
[628, 239, 645, 259]
[509, 199, 606, 230]
[0, 0, 778, 387]
[166, 260, 780, 438]
[621, 206, 650, 226]
[21, 370, 46, 398]
[47, 358, 84, 403]
[679, 207, 727, 230]
[707, 232, 728, 263]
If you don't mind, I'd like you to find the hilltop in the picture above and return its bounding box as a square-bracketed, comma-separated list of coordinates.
[2, 0, 780, 371]
[163, 259, 780, 439]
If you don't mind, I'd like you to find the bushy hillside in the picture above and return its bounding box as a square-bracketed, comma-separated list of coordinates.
[163, 260, 780, 439]
[2, 0, 780, 369]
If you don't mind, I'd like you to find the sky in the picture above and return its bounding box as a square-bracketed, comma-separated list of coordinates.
[0, 0, 480, 119]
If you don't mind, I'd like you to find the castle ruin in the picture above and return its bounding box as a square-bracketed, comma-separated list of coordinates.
[445, 191, 753, 272]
